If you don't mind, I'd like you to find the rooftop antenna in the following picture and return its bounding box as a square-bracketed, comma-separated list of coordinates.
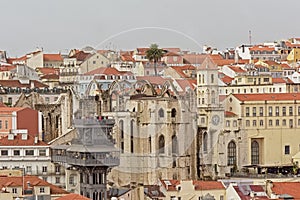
[249, 30, 252, 45]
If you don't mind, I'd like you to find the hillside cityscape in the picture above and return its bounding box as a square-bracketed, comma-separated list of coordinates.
[1, 37, 300, 199]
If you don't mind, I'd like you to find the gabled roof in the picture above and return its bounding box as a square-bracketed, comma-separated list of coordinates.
[0, 133, 48, 146]
[170, 65, 195, 78]
[36, 67, 60, 75]
[40, 74, 59, 80]
[272, 78, 287, 84]
[43, 54, 63, 62]
[0, 65, 16, 72]
[221, 75, 234, 84]
[136, 76, 171, 85]
[175, 79, 197, 91]
[0, 176, 68, 195]
[56, 194, 91, 200]
[160, 180, 180, 191]
[225, 111, 237, 117]
[197, 56, 218, 70]
[233, 93, 300, 101]
[84, 67, 132, 76]
[70, 51, 91, 61]
[192, 180, 225, 190]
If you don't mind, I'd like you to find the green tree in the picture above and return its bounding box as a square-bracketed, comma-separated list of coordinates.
[146, 44, 164, 76]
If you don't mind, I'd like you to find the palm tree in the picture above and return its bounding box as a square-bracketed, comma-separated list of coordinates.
[146, 44, 164, 76]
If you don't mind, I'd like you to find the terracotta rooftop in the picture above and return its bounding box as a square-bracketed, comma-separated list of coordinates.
[136, 76, 171, 85]
[56, 193, 91, 200]
[0, 133, 48, 146]
[193, 180, 225, 190]
[233, 93, 300, 101]
[249, 45, 275, 52]
[70, 51, 91, 61]
[175, 79, 197, 91]
[0, 176, 68, 195]
[43, 54, 63, 62]
[0, 65, 16, 71]
[272, 182, 300, 199]
[225, 111, 237, 117]
[221, 75, 234, 84]
[272, 78, 287, 84]
[84, 67, 132, 76]
[160, 180, 180, 191]
[228, 66, 247, 73]
[40, 74, 59, 80]
[233, 185, 268, 200]
[0, 80, 48, 88]
[36, 67, 60, 75]
[170, 65, 195, 78]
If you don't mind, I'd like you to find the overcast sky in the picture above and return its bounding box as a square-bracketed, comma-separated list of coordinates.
[1, 0, 299, 56]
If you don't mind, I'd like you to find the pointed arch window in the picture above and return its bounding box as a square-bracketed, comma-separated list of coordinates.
[119, 120, 124, 153]
[158, 135, 165, 154]
[172, 135, 178, 155]
[251, 141, 259, 165]
[228, 141, 236, 166]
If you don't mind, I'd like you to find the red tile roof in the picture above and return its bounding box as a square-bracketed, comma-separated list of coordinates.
[40, 74, 59, 80]
[272, 182, 300, 199]
[170, 65, 195, 78]
[56, 194, 91, 200]
[228, 66, 246, 73]
[221, 75, 234, 84]
[0, 80, 48, 88]
[0, 176, 68, 195]
[160, 180, 180, 191]
[84, 67, 132, 76]
[225, 111, 237, 117]
[175, 79, 197, 91]
[193, 180, 225, 190]
[233, 93, 300, 101]
[0, 65, 16, 71]
[136, 76, 171, 85]
[249, 45, 275, 51]
[0, 134, 47, 146]
[272, 78, 287, 83]
[36, 67, 60, 75]
[43, 54, 63, 62]
[233, 185, 268, 200]
[70, 51, 91, 61]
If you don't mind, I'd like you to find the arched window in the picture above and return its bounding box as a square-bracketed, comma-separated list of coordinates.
[130, 120, 134, 153]
[158, 108, 164, 118]
[203, 132, 208, 152]
[172, 135, 178, 155]
[158, 135, 165, 154]
[251, 141, 259, 165]
[228, 141, 236, 166]
[171, 108, 176, 118]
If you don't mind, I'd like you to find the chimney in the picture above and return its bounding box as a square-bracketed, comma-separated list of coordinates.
[34, 136, 38, 144]
[8, 134, 14, 140]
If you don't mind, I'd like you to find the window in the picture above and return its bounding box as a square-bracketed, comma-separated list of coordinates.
[158, 108, 164, 118]
[289, 106, 293, 116]
[282, 119, 286, 126]
[259, 120, 264, 126]
[171, 108, 177, 118]
[0, 120, 2, 129]
[252, 107, 256, 117]
[5, 120, 8, 129]
[226, 120, 230, 127]
[25, 150, 34, 156]
[253, 120, 257, 127]
[269, 120, 273, 126]
[55, 165, 60, 173]
[130, 120, 134, 153]
[54, 177, 60, 184]
[1, 150, 8, 156]
[40, 187, 45, 193]
[275, 106, 279, 116]
[12, 188, 17, 194]
[298, 106, 300, 116]
[39, 149, 46, 156]
[268, 106, 272, 116]
[285, 145, 290, 155]
[211, 74, 214, 83]
[14, 150, 20, 156]
[158, 135, 165, 154]
[233, 120, 237, 127]
[69, 175, 75, 185]
[42, 166, 47, 173]
[276, 119, 280, 126]
[251, 141, 259, 164]
[298, 119, 300, 126]
[45, 97, 50, 103]
[246, 120, 250, 127]
[246, 107, 250, 117]
[172, 135, 178, 155]
[289, 119, 293, 128]
[259, 107, 263, 116]
[227, 141, 236, 165]
[211, 91, 216, 104]
[26, 166, 32, 173]
[203, 132, 208, 153]
[282, 107, 286, 116]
